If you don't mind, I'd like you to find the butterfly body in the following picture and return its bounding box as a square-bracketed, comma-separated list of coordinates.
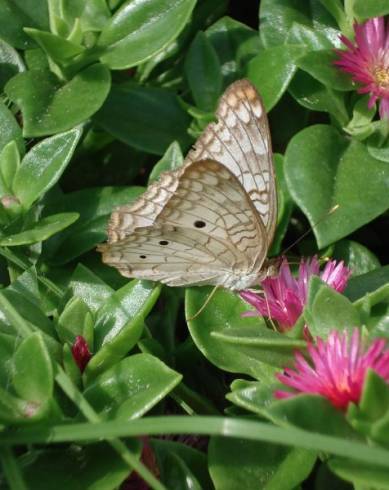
[99, 80, 278, 291]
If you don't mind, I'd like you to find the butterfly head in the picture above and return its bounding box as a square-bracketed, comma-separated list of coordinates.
[262, 256, 283, 280]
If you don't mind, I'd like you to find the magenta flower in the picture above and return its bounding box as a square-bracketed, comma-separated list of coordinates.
[71, 335, 92, 373]
[275, 329, 389, 410]
[334, 16, 389, 119]
[240, 256, 351, 331]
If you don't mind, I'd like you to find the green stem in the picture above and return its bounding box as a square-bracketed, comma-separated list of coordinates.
[3, 416, 389, 469]
[55, 367, 166, 490]
[172, 383, 220, 415]
[0, 447, 28, 490]
[344, 0, 357, 25]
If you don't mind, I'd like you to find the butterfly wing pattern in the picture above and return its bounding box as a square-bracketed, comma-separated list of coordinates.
[98, 80, 277, 290]
[184, 79, 277, 246]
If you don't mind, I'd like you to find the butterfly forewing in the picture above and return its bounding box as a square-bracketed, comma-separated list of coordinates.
[184, 79, 277, 245]
[99, 79, 277, 290]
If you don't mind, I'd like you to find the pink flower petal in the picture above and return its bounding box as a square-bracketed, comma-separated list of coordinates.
[334, 16, 389, 120]
[275, 329, 389, 410]
[240, 257, 351, 332]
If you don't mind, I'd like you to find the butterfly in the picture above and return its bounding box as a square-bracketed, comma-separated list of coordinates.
[98, 79, 279, 291]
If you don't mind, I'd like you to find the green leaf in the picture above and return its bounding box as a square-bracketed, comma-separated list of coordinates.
[80, 0, 111, 32]
[0, 333, 18, 389]
[185, 31, 222, 112]
[344, 95, 377, 138]
[0, 141, 20, 191]
[0, 386, 36, 424]
[98, 0, 197, 69]
[209, 436, 316, 490]
[345, 266, 389, 303]
[5, 64, 111, 137]
[160, 452, 202, 490]
[95, 83, 192, 155]
[186, 287, 281, 381]
[329, 458, 389, 489]
[0, 268, 54, 338]
[148, 141, 184, 183]
[347, 371, 389, 439]
[23, 442, 136, 490]
[318, 0, 349, 32]
[296, 49, 354, 91]
[289, 71, 348, 125]
[0, 213, 79, 246]
[260, 0, 311, 47]
[247, 45, 306, 111]
[57, 296, 94, 346]
[286, 22, 341, 50]
[0, 101, 23, 155]
[353, 0, 389, 20]
[67, 264, 114, 313]
[24, 28, 85, 62]
[0, 0, 49, 49]
[42, 186, 144, 264]
[211, 326, 305, 367]
[84, 353, 182, 419]
[86, 280, 161, 377]
[206, 16, 261, 85]
[268, 395, 355, 437]
[13, 127, 82, 209]
[227, 379, 277, 417]
[333, 240, 380, 277]
[306, 279, 360, 337]
[259, 0, 337, 48]
[284, 125, 389, 248]
[353, 283, 389, 336]
[151, 439, 213, 490]
[0, 38, 25, 90]
[12, 333, 53, 403]
[62, 343, 82, 387]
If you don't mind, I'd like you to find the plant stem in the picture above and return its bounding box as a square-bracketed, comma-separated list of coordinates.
[2, 416, 389, 470]
[0, 447, 28, 490]
[55, 366, 166, 490]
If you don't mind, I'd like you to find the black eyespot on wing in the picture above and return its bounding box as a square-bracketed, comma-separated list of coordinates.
[194, 220, 206, 228]
[159, 240, 169, 246]
[140, 255, 147, 259]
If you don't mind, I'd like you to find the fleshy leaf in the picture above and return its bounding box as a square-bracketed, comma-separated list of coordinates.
[84, 353, 182, 419]
[284, 125, 389, 248]
[98, 0, 196, 69]
[5, 64, 110, 136]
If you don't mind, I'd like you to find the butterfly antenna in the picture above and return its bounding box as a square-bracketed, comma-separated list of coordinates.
[187, 285, 220, 321]
[280, 204, 339, 257]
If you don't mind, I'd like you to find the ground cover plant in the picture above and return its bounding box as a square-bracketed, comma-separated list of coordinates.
[0, 0, 388, 488]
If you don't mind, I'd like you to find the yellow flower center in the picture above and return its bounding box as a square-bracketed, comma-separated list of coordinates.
[374, 65, 389, 88]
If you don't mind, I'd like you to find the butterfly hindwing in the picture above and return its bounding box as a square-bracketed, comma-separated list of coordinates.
[99, 160, 268, 289]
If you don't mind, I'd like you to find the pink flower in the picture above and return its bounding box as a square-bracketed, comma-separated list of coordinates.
[334, 16, 389, 119]
[240, 256, 351, 331]
[275, 329, 389, 410]
[71, 335, 92, 373]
